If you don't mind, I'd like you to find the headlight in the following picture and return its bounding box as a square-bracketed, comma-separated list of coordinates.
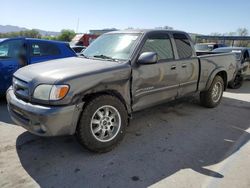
[33, 84, 69, 101]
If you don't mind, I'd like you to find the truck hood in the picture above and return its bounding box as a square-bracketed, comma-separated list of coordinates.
[14, 57, 128, 84]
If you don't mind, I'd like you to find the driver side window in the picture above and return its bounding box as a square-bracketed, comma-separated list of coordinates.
[141, 33, 174, 61]
[0, 40, 24, 59]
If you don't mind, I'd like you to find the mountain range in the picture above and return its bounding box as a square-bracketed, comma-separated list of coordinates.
[0, 25, 60, 36]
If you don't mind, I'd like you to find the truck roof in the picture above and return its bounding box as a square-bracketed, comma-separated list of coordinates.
[0, 37, 68, 45]
[106, 29, 187, 35]
[0, 38, 8, 42]
[196, 42, 222, 45]
[217, 47, 249, 50]
[213, 47, 250, 51]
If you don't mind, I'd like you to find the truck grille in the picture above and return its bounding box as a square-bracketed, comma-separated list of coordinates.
[13, 77, 29, 101]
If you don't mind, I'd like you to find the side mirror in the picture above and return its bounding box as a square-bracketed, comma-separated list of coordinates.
[138, 52, 158, 65]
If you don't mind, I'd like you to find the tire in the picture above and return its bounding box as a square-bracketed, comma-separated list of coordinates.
[200, 75, 224, 108]
[76, 95, 128, 153]
[228, 74, 243, 89]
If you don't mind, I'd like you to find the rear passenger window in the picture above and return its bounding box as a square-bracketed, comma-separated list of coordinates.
[141, 33, 174, 60]
[173, 33, 193, 59]
[30, 42, 60, 57]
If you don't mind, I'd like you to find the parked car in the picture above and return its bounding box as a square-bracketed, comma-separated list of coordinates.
[0, 38, 76, 95]
[7, 30, 236, 153]
[195, 43, 227, 55]
[71, 45, 86, 56]
[212, 47, 250, 89]
[71, 34, 99, 47]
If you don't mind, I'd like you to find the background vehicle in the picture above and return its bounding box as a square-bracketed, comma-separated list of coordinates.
[7, 30, 236, 153]
[195, 43, 227, 54]
[71, 34, 99, 46]
[212, 47, 250, 89]
[0, 38, 76, 95]
[71, 45, 86, 56]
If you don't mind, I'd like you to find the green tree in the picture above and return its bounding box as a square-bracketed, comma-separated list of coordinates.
[42, 35, 57, 40]
[57, 29, 76, 42]
[27, 29, 41, 38]
[0, 29, 41, 38]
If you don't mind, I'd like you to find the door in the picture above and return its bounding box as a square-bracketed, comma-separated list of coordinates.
[0, 39, 26, 93]
[172, 33, 199, 96]
[28, 41, 61, 64]
[132, 32, 179, 111]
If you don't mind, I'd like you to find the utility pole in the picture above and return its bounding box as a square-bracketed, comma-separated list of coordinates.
[76, 17, 79, 33]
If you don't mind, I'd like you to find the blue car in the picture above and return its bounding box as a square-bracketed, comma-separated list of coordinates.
[0, 38, 76, 95]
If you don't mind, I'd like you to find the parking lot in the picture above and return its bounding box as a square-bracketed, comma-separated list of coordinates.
[0, 82, 249, 188]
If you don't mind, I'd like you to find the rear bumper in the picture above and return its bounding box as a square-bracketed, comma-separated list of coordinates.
[6, 88, 83, 136]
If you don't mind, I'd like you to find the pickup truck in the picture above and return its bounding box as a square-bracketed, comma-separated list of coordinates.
[195, 42, 227, 53]
[7, 30, 237, 153]
[0, 38, 76, 95]
[212, 47, 250, 89]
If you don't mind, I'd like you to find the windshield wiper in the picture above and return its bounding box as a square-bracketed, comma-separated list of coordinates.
[92, 54, 118, 61]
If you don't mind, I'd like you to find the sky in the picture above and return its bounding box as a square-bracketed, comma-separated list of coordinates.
[1, 0, 250, 35]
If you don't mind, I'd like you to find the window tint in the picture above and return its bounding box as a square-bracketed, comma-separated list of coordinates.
[0, 40, 24, 59]
[141, 33, 173, 60]
[173, 33, 193, 59]
[30, 42, 60, 57]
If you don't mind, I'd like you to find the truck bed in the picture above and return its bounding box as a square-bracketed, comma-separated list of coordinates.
[197, 53, 237, 91]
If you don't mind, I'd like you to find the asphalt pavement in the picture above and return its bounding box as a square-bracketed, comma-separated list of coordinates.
[0, 82, 250, 188]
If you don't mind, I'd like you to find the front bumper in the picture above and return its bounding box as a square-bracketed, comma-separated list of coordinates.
[6, 88, 83, 136]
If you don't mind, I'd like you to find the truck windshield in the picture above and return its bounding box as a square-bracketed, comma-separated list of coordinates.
[83, 33, 140, 61]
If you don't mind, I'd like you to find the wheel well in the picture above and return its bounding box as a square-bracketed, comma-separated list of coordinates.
[216, 71, 227, 90]
[81, 90, 129, 112]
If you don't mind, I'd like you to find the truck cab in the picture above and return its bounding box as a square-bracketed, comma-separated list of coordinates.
[0, 38, 76, 95]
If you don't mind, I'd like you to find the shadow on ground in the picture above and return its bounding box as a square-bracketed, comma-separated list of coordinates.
[0, 97, 12, 124]
[15, 95, 250, 188]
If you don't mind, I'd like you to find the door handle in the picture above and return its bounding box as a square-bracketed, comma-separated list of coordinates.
[171, 65, 176, 70]
[182, 64, 187, 68]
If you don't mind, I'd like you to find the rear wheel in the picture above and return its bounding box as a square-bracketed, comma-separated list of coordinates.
[76, 95, 128, 153]
[228, 73, 243, 89]
[200, 75, 224, 108]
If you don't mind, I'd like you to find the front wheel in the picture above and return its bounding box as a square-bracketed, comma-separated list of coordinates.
[200, 75, 224, 108]
[76, 95, 128, 153]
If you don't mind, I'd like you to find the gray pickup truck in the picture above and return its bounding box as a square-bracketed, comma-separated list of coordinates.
[7, 30, 237, 152]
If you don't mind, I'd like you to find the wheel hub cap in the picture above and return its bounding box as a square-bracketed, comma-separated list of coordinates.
[212, 82, 222, 103]
[90, 105, 121, 142]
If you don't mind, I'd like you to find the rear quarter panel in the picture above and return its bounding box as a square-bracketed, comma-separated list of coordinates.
[198, 53, 237, 91]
